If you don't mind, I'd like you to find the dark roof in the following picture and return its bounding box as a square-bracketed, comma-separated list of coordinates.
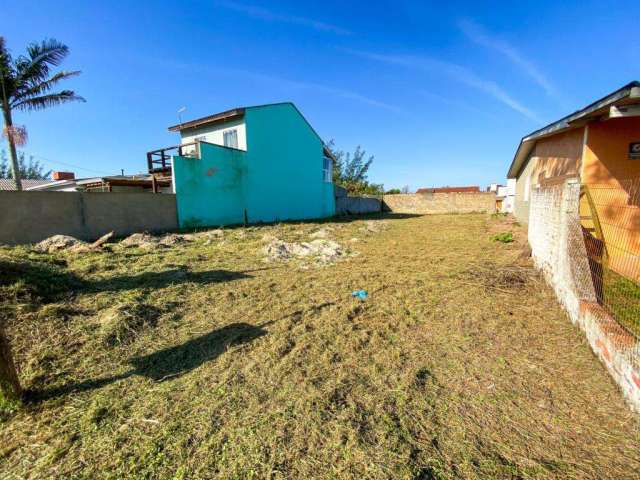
[507, 81, 640, 179]
[168, 108, 245, 132]
[0, 179, 54, 191]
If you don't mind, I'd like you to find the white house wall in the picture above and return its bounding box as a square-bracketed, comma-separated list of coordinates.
[180, 118, 247, 152]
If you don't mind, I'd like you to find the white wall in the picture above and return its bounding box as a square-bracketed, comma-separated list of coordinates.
[180, 118, 247, 153]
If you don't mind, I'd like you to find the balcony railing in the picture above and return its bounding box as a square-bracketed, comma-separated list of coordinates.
[146, 141, 198, 175]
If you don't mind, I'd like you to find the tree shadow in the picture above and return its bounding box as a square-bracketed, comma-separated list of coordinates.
[26, 301, 336, 403]
[28, 322, 268, 402]
[88, 268, 257, 293]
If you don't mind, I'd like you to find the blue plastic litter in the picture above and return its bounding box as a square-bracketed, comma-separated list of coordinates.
[351, 289, 368, 300]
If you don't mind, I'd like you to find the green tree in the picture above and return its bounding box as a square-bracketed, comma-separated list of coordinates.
[0, 150, 51, 179]
[0, 36, 84, 190]
[326, 140, 383, 195]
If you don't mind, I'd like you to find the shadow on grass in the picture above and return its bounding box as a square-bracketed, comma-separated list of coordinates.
[28, 322, 269, 402]
[1, 256, 261, 300]
[27, 302, 335, 402]
[89, 268, 256, 292]
[176, 212, 424, 234]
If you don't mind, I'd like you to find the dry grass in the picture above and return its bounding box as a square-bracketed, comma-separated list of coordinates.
[0, 213, 639, 479]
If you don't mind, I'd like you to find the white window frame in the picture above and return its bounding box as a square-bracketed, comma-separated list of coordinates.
[223, 129, 238, 149]
[323, 156, 333, 183]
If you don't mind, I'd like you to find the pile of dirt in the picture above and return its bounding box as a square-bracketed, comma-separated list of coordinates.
[361, 220, 388, 234]
[158, 233, 192, 246]
[309, 227, 333, 239]
[119, 233, 158, 249]
[34, 235, 87, 253]
[263, 239, 345, 264]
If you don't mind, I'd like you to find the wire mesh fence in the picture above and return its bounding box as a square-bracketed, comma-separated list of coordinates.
[529, 178, 640, 372]
[580, 179, 640, 340]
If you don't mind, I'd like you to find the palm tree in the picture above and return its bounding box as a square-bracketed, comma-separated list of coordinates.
[0, 36, 84, 190]
[0, 37, 84, 406]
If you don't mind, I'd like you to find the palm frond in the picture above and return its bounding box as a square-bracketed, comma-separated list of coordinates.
[15, 39, 69, 86]
[10, 70, 81, 105]
[27, 38, 69, 67]
[12, 90, 86, 112]
[0, 36, 17, 105]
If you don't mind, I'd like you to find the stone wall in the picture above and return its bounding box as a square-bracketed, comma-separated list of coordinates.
[383, 192, 496, 214]
[0, 191, 178, 245]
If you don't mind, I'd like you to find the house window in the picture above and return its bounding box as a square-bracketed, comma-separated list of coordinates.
[223, 129, 238, 149]
[323, 156, 333, 183]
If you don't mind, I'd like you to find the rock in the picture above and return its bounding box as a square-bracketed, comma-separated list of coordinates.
[34, 235, 86, 253]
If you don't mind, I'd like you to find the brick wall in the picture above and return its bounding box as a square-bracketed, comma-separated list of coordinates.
[383, 192, 495, 214]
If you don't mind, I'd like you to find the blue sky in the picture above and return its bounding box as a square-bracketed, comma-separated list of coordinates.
[2, 0, 639, 189]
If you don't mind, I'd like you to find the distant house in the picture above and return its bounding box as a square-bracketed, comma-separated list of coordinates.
[0, 178, 55, 191]
[149, 102, 336, 228]
[416, 186, 481, 194]
[507, 81, 640, 223]
[487, 180, 516, 213]
[1, 171, 170, 193]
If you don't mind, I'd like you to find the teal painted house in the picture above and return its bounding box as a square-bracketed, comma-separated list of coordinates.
[163, 103, 336, 228]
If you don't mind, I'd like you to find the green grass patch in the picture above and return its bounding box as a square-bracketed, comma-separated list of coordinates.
[602, 268, 640, 337]
[491, 232, 514, 243]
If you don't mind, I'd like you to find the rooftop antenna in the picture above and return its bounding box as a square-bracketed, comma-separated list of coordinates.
[177, 106, 187, 128]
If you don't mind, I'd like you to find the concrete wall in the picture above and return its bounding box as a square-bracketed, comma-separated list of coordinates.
[0, 191, 178, 245]
[514, 127, 585, 224]
[172, 103, 335, 228]
[532, 127, 584, 182]
[383, 192, 495, 214]
[336, 196, 381, 215]
[582, 117, 640, 184]
[514, 156, 536, 224]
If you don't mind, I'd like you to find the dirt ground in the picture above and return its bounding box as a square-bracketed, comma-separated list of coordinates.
[0, 213, 638, 479]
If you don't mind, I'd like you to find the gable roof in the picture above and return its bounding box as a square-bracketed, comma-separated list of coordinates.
[507, 81, 640, 179]
[167, 102, 337, 161]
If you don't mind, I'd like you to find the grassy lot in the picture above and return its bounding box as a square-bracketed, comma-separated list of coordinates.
[1, 213, 639, 479]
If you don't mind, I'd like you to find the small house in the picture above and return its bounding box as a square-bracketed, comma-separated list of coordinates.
[148, 102, 336, 228]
